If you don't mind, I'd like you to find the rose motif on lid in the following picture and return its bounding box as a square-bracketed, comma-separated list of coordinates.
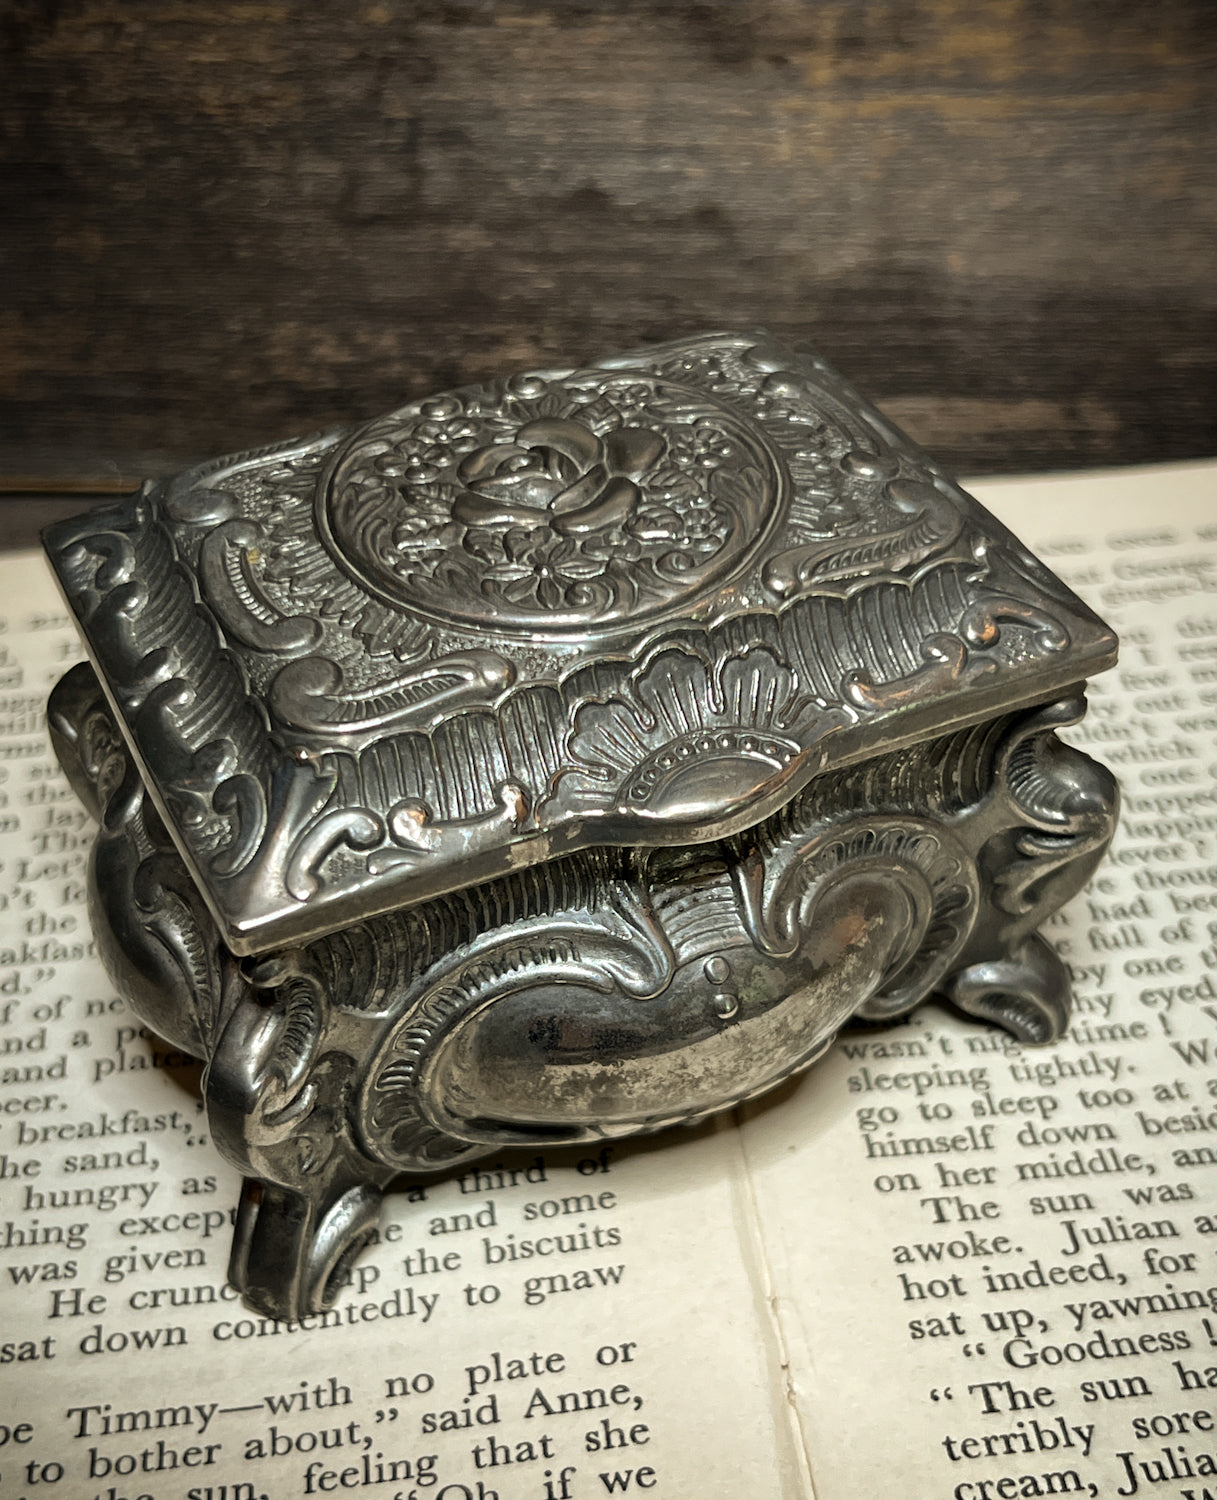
[454, 419, 665, 537]
[319, 370, 783, 638]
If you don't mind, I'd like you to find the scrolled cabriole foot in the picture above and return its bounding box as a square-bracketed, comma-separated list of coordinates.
[937, 695, 1120, 1043]
[228, 1176, 387, 1322]
[944, 933, 1072, 1045]
[204, 963, 397, 1320]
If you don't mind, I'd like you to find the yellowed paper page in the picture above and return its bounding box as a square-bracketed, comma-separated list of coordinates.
[5, 460, 1214, 1499]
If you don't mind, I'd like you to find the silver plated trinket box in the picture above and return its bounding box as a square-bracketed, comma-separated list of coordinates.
[44, 331, 1118, 1320]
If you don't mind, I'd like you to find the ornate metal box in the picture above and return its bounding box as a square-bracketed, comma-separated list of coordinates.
[43, 332, 1118, 1320]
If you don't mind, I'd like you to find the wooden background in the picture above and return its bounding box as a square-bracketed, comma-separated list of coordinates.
[3, 0, 1215, 538]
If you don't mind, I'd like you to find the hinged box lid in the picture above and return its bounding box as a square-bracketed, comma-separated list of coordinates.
[44, 332, 1116, 954]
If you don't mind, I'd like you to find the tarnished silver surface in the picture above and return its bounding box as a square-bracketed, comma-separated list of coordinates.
[44, 331, 1119, 1320]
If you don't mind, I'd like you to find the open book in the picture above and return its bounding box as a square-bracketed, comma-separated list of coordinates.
[2, 461, 1215, 1500]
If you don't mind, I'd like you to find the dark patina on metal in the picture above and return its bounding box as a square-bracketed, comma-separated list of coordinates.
[43, 332, 1119, 1320]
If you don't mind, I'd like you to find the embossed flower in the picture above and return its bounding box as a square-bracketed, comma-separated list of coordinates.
[480, 524, 613, 612]
[321, 367, 777, 635]
[452, 418, 666, 537]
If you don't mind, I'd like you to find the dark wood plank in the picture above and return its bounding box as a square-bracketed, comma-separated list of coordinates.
[3, 0, 1215, 486]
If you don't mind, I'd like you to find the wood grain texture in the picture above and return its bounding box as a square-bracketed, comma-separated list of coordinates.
[2, 0, 1214, 492]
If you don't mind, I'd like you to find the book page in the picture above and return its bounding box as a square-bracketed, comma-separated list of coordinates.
[0, 558, 809, 1500]
[740, 461, 1217, 1499]
[4, 460, 1213, 1499]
